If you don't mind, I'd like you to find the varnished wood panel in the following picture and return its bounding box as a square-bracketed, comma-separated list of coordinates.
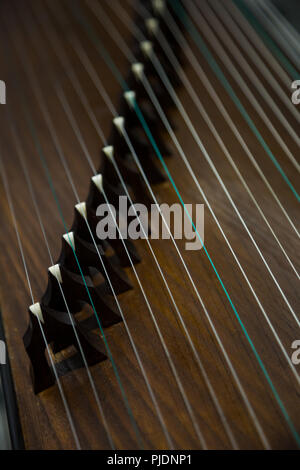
[0, 0, 299, 449]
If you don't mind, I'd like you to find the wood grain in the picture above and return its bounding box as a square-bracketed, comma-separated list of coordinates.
[0, 0, 299, 450]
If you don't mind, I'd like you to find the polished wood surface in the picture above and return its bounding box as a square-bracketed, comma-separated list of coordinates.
[0, 0, 299, 449]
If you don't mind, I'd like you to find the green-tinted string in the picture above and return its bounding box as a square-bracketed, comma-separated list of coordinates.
[133, 102, 300, 448]
[234, 0, 299, 81]
[70, 0, 300, 447]
[170, 0, 299, 202]
[19, 97, 143, 449]
[2, 7, 142, 440]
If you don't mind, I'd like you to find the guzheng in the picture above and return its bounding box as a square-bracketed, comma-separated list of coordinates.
[0, 0, 299, 450]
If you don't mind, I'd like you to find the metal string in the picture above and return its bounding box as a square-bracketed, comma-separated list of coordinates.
[233, 0, 298, 80]
[223, 0, 295, 89]
[6, 113, 115, 450]
[119, 0, 300, 325]
[127, 0, 299, 280]
[176, 0, 299, 201]
[67, 0, 273, 449]
[147, 0, 299, 238]
[3, 12, 144, 448]
[53, 51, 236, 449]
[210, 0, 300, 131]
[56, 76, 207, 447]
[73, 0, 300, 447]
[199, 0, 300, 166]
[10, 0, 182, 450]
[94, 0, 300, 377]
[35, 0, 246, 450]
[45, 0, 218, 448]
[102, 0, 300, 445]
[47, 33, 206, 451]
[0, 156, 81, 450]
[243, 0, 300, 66]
